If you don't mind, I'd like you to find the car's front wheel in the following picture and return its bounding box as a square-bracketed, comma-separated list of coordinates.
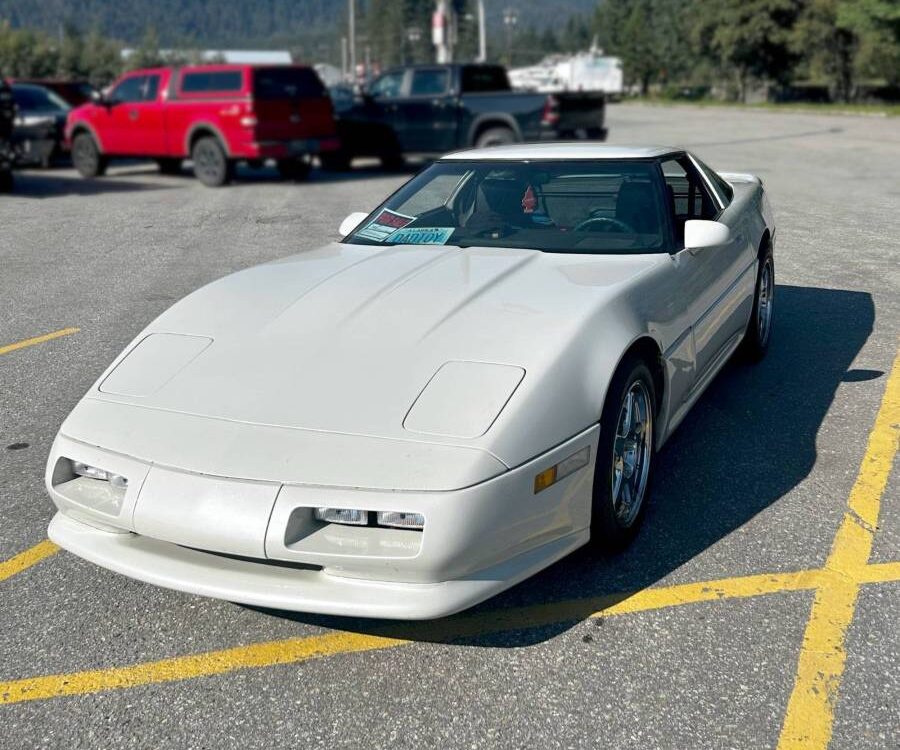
[589, 357, 656, 551]
[71, 132, 107, 178]
[739, 248, 774, 362]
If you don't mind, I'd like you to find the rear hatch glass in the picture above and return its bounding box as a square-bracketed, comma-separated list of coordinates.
[251, 67, 334, 141]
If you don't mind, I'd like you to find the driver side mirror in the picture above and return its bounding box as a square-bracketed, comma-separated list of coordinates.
[339, 211, 368, 237]
[684, 220, 730, 252]
[92, 90, 112, 107]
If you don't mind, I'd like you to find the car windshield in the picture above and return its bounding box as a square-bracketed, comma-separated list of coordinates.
[345, 160, 668, 254]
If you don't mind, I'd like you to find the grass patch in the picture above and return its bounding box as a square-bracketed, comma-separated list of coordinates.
[626, 97, 900, 117]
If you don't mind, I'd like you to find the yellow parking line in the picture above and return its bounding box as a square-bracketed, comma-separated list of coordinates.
[0, 566, 834, 706]
[777, 349, 900, 750]
[0, 631, 407, 705]
[0, 540, 59, 583]
[0, 327, 79, 356]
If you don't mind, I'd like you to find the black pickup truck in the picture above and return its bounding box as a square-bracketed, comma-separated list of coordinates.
[325, 63, 607, 169]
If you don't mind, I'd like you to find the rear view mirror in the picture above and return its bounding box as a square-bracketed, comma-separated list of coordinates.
[339, 211, 368, 237]
[684, 220, 730, 252]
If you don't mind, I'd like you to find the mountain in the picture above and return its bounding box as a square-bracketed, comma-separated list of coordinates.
[0, 0, 599, 47]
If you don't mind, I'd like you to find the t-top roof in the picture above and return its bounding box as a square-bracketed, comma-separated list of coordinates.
[441, 142, 681, 161]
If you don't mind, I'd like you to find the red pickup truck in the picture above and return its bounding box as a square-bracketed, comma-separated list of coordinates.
[66, 64, 340, 186]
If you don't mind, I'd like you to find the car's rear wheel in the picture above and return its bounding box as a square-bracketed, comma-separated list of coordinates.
[191, 136, 233, 187]
[475, 126, 516, 148]
[589, 357, 656, 551]
[277, 157, 311, 181]
[739, 248, 774, 362]
[156, 158, 182, 175]
[72, 132, 107, 178]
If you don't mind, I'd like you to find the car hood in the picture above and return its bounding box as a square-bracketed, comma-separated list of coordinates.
[80, 242, 663, 465]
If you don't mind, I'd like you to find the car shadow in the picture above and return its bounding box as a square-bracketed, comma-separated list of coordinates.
[7, 170, 180, 198]
[248, 284, 874, 646]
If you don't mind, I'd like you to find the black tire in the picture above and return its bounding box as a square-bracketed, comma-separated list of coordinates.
[379, 150, 405, 170]
[0, 169, 12, 193]
[71, 132, 107, 178]
[156, 158, 182, 175]
[589, 357, 657, 552]
[475, 126, 516, 148]
[277, 157, 311, 181]
[739, 248, 774, 362]
[191, 136, 233, 187]
[320, 150, 351, 171]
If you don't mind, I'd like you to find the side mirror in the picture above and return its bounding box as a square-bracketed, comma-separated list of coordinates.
[92, 90, 112, 107]
[684, 220, 730, 252]
[339, 211, 369, 238]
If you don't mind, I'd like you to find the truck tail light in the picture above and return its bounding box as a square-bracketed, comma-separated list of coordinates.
[541, 95, 560, 126]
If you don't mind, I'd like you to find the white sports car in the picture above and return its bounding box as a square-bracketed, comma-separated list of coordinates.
[46, 143, 775, 620]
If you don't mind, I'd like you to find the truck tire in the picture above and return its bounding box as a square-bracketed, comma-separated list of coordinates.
[156, 158, 182, 175]
[191, 136, 233, 187]
[320, 150, 351, 171]
[277, 157, 311, 181]
[72, 132, 107, 178]
[0, 169, 12, 193]
[475, 126, 516, 148]
[379, 150, 405, 170]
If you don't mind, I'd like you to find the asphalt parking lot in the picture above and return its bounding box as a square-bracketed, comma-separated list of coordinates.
[1, 103, 898, 749]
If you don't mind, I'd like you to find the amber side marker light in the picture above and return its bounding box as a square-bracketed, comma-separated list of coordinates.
[533, 446, 591, 494]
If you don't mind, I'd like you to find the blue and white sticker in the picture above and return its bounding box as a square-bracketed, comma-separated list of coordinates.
[386, 226, 455, 245]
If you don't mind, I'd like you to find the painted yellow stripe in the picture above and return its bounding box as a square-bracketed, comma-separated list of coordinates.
[778, 349, 900, 750]
[0, 567, 828, 706]
[0, 327, 79, 356]
[0, 631, 407, 705]
[856, 560, 900, 584]
[0, 540, 59, 583]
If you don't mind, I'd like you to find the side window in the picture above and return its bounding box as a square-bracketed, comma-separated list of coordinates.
[410, 69, 449, 97]
[661, 157, 718, 245]
[143, 74, 160, 101]
[369, 71, 404, 99]
[180, 71, 243, 95]
[110, 76, 147, 104]
[695, 157, 734, 205]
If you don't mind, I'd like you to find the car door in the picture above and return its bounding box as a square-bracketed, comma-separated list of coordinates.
[661, 155, 755, 382]
[106, 73, 166, 155]
[392, 68, 457, 153]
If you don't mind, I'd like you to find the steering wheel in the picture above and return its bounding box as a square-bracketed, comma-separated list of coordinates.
[573, 216, 635, 234]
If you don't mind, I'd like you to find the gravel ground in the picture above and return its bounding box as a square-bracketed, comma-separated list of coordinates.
[0, 103, 898, 749]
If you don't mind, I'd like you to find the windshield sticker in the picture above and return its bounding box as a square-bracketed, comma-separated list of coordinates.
[386, 227, 455, 245]
[355, 209, 415, 242]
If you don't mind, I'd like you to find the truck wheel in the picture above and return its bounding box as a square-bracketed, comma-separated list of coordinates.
[380, 151, 405, 170]
[156, 158, 182, 175]
[0, 169, 12, 193]
[475, 127, 516, 148]
[191, 136, 233, 187]
[320, 150, 351, 171]
[72, 132, 107, 178]
[277, 157, 311, 181]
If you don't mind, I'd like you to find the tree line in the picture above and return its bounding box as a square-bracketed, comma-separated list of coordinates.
[2, 1, 898, 103]
[593, 0, 899, 101]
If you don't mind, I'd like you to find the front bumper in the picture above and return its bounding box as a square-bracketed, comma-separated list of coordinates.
[49, 512, 588, 620]
[46, 426, 598, 620]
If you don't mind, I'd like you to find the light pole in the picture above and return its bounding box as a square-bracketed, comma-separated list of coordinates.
[503, 7, 518, 66]
[348, 0, 356, 83]
[476, 0, 487, 63]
